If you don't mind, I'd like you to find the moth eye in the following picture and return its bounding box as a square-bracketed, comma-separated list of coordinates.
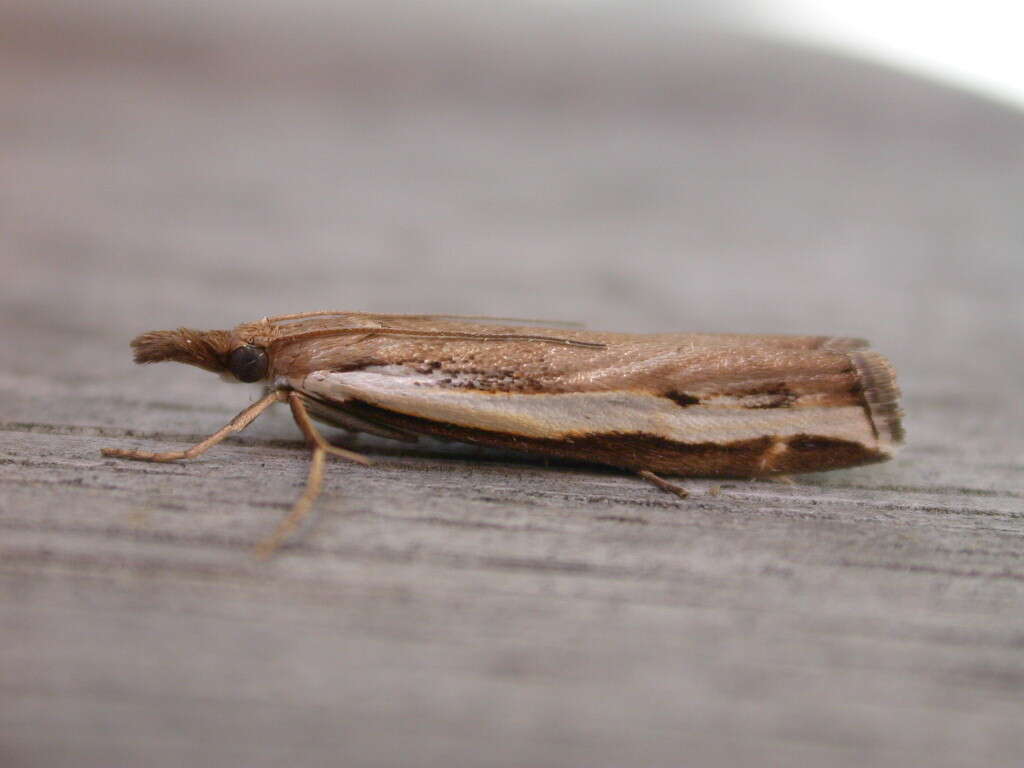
[227, 345, 268, 382]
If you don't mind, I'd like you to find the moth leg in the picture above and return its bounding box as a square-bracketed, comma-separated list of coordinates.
[250, 393, 372, 558]
[253, 445, 326, 559]
[287, 392, 372, 466]
[637, 469, 689, 499]
[757, 439, 789, 475]
[102, 389, 286, 462]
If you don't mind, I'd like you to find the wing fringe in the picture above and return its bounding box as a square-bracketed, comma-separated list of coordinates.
[849, 350, 904, 447]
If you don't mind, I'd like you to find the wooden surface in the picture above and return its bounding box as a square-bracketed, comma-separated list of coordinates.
[3, 3, 1024, 766]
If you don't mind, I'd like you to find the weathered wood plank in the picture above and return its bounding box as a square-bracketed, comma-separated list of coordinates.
[2, 3, 1023, 767]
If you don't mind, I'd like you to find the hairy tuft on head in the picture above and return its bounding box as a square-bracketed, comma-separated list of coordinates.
[130, 328, 234, 373]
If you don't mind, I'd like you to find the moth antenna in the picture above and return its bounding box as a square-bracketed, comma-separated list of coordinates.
[822, 337, 870, 351]
[265, 310, 354, 322]
[269, 326, 605, 349]
[265, 310, 585, 329]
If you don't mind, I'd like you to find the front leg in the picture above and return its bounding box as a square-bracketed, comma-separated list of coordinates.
[101, 389, 287, 462]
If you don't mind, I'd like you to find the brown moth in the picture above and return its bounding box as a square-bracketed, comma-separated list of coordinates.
[103, 311, 903, 556]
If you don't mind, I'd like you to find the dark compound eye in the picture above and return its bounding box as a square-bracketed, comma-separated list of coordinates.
[227, 345, 268, 382]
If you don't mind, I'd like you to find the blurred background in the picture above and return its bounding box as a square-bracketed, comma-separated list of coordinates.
[3, 2, 1023, 766]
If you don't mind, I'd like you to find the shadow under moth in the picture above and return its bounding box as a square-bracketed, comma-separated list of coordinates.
[103, 311, 904, 556]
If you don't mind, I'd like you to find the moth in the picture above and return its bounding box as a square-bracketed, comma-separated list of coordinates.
[103, 311, 903, 555]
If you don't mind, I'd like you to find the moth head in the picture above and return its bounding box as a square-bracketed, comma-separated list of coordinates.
[130, 328, 271, 383]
